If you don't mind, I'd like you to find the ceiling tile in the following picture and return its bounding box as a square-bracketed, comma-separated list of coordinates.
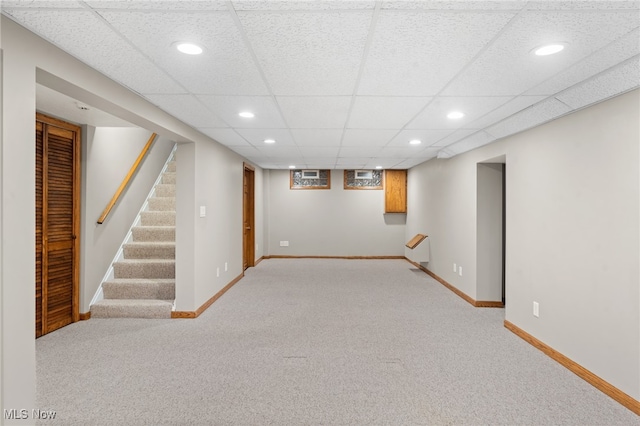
[341, 129, 398, 146]
[227, 145, 263, 158]
[290, 129, 344, 146]
[358, 11, 516, 96]
[363, 159, 403, 169]
[2, 1, 83, 8]
[526, 28, 640, 96]
[431, 129, 478, 148]
[256, 145, 302, 157]
[277, 96, 352, 128]
[299, 146, 341, 157]
[336, 158, 369, 168]
[348, 97, 431, 129]
[381, 1, 527, 11]
[486, 98, 572, 139]
[446, 131, 496, 154]
[99, 10, 269, 95]
[235, 128, 297, 146]
[466, 95, 548, 129]
[237, 11, 372, 95]
[197, 96, 286, 128]
[387, 129, 454, 147]
[394, 157, 434, 169]
[526, 1, 640, 10]
[407, 96, 513, 129]
[198, 128, 250, 146]
[377, 146, 435, 158]
[443, 10, 640, 96]
[338, 147, 383, 157]
[144, 94, 227, 128]
[555, 58, 640, 110]
[233, 1, 375, 11]
[304, 159, 339, 169]
[4, 10, 186, 94]
[86, 1, 229, 10]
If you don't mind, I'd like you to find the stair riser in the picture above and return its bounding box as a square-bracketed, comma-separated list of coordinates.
[148, 197, 175, 211]
[154, 184, 175, 198]
[162, 172, 176, 184]
[91, 303, 171, 319]
[114, 262, 175, 279]
[123, 244, 175, 259]
[132, 227, 175, 242]
[140, 211, 175, 226]
[166, 161, 176, 172]
[103, 282, 175, 300]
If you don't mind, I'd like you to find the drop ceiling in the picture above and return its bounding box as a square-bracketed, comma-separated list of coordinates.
[3, 1, 639, 169]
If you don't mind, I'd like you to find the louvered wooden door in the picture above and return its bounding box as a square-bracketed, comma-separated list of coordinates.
[36, 113, 80, 338]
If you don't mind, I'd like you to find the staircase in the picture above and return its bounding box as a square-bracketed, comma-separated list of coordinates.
[91, 158, 176, 319]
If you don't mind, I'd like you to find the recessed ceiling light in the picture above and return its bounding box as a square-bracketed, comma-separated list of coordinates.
[533, 43, 565, 56]
[264, 139, 276, 144]
[447, 111, 465, 119]
[239, 111, 255, 118]
[409, 139, 422, 145]
[175, 42, 203, 55]
[375, 166, 383, 169]
[289, 165, 296, 169]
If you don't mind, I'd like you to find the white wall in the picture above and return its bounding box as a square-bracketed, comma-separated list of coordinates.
[0, 17, 262, 420]
[266, 169, 406, 256]
[406, 89, 640, 400]
[81, 127, 174, 312]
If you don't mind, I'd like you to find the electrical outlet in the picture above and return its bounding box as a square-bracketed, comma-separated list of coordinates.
[216, 267, 220, 278]
[199, 206, 206, 217]
[533, 301, 539, 318]
[453, 263, 457, 272]
[459, 266, 463, 276]
[280, 241, 289, 247]
[224, 262, 228, 272]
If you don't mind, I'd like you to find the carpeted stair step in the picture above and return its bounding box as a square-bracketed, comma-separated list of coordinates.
[154, 183, 175, 197]
[103, 279, 175, 300]
[132, 226, 175, 242]
[113, 259, 175, 279]
[148, 197, 175, 211]
[123, 242, 175, 259]
[91, 299, 172, 319]
[140, 211, 175, 226]
[161, 172, 176, 184]
[165, 161, 176, 172]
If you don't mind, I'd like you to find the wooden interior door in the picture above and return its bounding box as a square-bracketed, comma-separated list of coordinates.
[243, 164, 255, 270]
[36, 113, 80, 338]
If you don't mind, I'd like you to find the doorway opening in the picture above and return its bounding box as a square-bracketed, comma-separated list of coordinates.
[476, 160, 505, 305]
[243, 164, 255, 270]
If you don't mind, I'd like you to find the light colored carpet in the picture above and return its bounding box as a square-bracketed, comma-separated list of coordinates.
[36, 259, 637, 425]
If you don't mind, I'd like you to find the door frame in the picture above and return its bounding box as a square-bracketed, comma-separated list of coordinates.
[243, 163, 255, 270]
[36, 112, 81, 337]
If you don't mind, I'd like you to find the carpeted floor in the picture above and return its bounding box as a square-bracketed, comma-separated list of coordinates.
[36, 259, 638, 425]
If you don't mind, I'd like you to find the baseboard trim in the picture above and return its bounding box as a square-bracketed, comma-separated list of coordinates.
[254, 256, 265, 266]
[504, 320, 640, 415]
[172, 272, 244, 319]
[263, 255, 405, 260]
[79, 312, 91, 320]
[405, 258, 503, 308]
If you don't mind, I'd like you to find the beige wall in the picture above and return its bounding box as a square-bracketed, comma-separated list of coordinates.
[406, 89, 640, 400]
[266, 169, 406, 257]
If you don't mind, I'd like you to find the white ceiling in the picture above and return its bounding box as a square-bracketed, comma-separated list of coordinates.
[3, 1, 639, 169]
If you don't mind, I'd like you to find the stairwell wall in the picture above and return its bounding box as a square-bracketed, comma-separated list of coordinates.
[1, 16, 263, 418]
[80, 127, 174, 313]
[406, 89, 640, 401]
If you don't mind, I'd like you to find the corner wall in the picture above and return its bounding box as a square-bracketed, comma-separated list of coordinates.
[266, 169, 405, 256]
[406, 89, 640, 401]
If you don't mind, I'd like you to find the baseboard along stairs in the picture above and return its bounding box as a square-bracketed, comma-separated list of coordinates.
[91, 157, 176, 319]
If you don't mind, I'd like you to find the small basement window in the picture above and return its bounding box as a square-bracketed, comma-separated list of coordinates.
[344, 169, 383, 190]
[290, 169, 331, 189]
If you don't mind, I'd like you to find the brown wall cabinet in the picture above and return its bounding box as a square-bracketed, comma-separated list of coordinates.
[384, 169, 407, 213]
